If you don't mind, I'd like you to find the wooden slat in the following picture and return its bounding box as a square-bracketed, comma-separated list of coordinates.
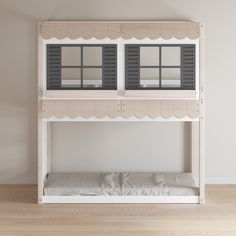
[68, 101, 82, 118]
[147, 100, 161, 118]
[40, 21, 201, 40]
[134, 100, 148, 118]
[42, 100, 200, 119]
[81, 100, 95, 118]
[95, 101, 108, 118]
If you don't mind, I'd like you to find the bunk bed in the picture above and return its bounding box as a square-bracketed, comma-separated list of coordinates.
[38, 21, 205, 204]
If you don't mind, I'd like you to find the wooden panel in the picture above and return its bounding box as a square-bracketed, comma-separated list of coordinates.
[40, 21, 201, 40]
[121, 100, 135, 118]
[160, 101, 174, 118]
[147, 101, 161, 118]
[187, 100, 200, 118]
[107, 101, 121, 118]
[68, 101, 82, 118]
[95, 101, 108, 118]
[174, 101, 188, 118]
[133, 100, 148, 118]
[42, 100, 200, 119]
[55, 101, 68, 118]
[81, 101, 95, 118]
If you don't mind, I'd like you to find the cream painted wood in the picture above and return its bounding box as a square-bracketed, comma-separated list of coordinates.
[121, 100, 135, 118]
[47, 122, 52, 175]
[38, 28, 44, 204]
[95, 101, 108, 118]
[45, 90, 119, 99]
[174, 101, 187, 118]
[81, 100, 95, 118]
[160, 101, 174, 118]
[191, 122, 200, 186]
[55, 101, 68, 118]
[133, 100, 148, 118]
[147, 100, 161, 118]
[40, 21, 201, 40]
[124, 90, 198, 100]
[43, 100, 199, 119]
[42, 196, 200, 204]
[187, 100, 199, 119]
[199, 23, 205, 203]
[42, 100, 200, 119]
[43, 116, 199, 122]
[107, 101, 121, 118]
[68, 100, 82, 118]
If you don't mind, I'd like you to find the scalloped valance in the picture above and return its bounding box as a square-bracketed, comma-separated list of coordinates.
[42, 100, 199, 119]
[39, 21, 201, 40]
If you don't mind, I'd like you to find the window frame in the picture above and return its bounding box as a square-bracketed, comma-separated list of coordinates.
[47, 44, 117, 90]
[125, 44, 196, 90]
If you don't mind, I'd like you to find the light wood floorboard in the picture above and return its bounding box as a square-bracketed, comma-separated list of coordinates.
[0, 185, 236, 236]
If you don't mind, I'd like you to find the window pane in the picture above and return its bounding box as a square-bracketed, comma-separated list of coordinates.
[140, 68, 159, 87]
[83, 68, 102, 87]
[83, 47, 102, 66]
[140, 47, 159, 66]
[61, 68, 81, 87]
[162, 47, 180, 66]
[162, 68, 181, 87]
[61, 47, 81, 66]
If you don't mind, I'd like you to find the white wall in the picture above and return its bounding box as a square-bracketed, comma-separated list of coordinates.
[51, 122, 190, 173]
[0, 0, 236, 183]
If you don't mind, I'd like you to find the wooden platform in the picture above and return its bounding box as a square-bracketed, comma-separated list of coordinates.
[0, 185, 236, 235]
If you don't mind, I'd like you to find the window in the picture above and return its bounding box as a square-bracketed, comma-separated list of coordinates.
[47, 44, 117, 90]
[125, 44, 195, 90]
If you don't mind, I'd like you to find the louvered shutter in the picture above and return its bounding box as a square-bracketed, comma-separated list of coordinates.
[47, 45, 61, 89]
[103, 45, 117, 89]
[125, 45, 140, 89]
[181, 45, 195, 90]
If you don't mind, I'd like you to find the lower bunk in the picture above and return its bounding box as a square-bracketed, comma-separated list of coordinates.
[43, 172, 199, 203]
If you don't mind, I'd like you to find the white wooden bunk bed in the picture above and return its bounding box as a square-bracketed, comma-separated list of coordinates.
[38, 21, 205, 204]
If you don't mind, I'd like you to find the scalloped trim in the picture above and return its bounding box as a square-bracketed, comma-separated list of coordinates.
[40, 22, 201, 40]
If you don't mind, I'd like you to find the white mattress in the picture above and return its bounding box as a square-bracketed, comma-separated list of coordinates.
[44, 172, 198, 196]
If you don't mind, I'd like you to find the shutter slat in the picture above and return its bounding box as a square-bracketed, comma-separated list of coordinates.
[103, 45, 117, 89]
[47, 45, 61, 89]
[125, 45, 139, 89]
[182, 45, 195, 90]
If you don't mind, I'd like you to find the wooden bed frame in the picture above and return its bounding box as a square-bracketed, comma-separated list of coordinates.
[38, 21, 205, 204]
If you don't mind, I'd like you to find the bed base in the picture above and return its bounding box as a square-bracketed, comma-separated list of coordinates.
[42, 196, 200, 204]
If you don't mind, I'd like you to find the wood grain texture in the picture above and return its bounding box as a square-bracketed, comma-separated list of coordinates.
[40, 21, 201, 40]
[42, 100, 200, 119]
[0, 185, 236, 236]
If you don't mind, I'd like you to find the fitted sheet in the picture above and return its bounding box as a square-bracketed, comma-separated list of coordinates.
[44, 172, 198, 196]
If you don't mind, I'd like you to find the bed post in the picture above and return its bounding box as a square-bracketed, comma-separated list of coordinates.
[191, 121, 199, 183]
[199, 23, 205, 204]
[38, 23, 45, 204]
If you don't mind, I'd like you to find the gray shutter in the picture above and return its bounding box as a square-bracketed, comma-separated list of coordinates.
[47, 45, 61, 89]
[125, 45, 139, 89]
[103, 45, 117, 89]
[181, 45, 195, 90]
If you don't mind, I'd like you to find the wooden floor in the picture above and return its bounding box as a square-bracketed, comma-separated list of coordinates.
[0, 185, 236, 236]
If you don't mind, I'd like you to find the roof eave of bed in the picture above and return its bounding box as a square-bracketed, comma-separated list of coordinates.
[39, 21, 202, 40]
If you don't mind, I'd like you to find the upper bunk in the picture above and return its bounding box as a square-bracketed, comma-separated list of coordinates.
[38, 21, 204, 121]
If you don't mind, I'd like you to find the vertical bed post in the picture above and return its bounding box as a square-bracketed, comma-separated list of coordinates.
[199, 23, 205, 204]
[38, 23, 46, 204]
[191, 121, 199, 181]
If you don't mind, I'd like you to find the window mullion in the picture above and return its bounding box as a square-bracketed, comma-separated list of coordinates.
[81, 46, 83, 88]
[159, 46, 162, 88]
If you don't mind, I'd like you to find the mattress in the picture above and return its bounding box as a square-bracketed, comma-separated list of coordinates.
[44, 172, 199, 196]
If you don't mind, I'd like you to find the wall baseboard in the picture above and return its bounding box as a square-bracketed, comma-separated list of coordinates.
[206, 177, 236, 184]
